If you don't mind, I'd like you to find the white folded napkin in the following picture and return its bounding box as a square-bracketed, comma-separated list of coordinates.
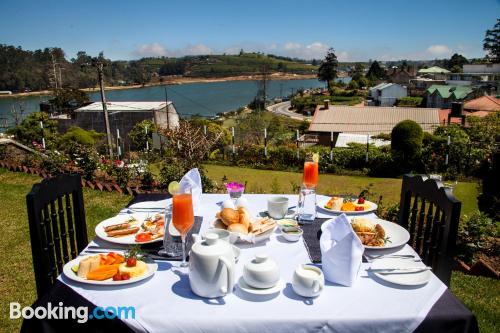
[179, 168, 203, 210]
[320, 214, 364, 286]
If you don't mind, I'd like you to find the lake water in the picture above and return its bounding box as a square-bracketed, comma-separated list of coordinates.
[0, 78, 326, 126]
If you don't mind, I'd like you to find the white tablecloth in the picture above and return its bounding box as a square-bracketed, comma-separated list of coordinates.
[59, 194, 447, 333]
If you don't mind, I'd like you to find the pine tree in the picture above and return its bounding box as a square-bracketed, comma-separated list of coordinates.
[317, 48, 338, 93]
[483, 19, 500, 62]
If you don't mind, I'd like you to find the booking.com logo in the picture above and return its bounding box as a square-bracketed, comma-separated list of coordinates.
[10, 302, 135, 323]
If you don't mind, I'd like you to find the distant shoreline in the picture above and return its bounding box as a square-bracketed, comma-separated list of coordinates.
[0, 73, 317, 99]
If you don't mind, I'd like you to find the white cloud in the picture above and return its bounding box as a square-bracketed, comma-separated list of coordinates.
[426, 45, 452, 57]
[182, 44, 213, 55]
[134, 42, 168, 57]
[281, 41, 330, 59]
[133, 43, 212, 57]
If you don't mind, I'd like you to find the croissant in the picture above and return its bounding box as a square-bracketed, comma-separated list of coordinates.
[218, 208, 240, 226]
[238, 207, 253, 229]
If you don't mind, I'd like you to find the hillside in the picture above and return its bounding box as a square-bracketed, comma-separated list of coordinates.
[143, 53, 318, 77]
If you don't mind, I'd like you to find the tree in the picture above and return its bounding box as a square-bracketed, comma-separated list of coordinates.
[391, 120, 424, 171]
[317, 48, 338, 93]
[50, 88, 90, 115]
[129, 119, 157, 149]
[61, 126, 104, 146]
[367, 61, 386, 82]
[447, 53, 468, 71]
[483, 19, 500, 62]
[351, 63, 365, 82]
[6, 112, 58, 147]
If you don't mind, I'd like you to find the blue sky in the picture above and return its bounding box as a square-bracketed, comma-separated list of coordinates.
[0, 0, 498, 61]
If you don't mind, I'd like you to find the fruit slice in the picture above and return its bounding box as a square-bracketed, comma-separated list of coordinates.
[168, 181, 180, 195]
[86, 264, 121, 281]
[71, 265, 79, 274]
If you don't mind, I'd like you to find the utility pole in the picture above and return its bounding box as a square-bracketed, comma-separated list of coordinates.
[165, 86, 169, 130]
[93, 59, 114, 158]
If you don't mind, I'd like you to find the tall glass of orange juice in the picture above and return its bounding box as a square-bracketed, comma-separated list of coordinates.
[303, 156, 319, 188]
[172, 188, 194, 267]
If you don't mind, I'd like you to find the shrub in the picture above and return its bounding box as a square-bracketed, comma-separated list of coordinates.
[6, 112, 58, 147]
[391, 120, 424, 172]
[41, 150, 68, 175]
[457, 212, 499, 263]
[159, 163, 185, 187]
[129, 120, 157, 150]
[61, 127, 104, 146]
[395, 96, 423, 107]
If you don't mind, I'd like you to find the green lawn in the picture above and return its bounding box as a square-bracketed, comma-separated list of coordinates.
[204, 164, 479, 217]
[0, 168, 130, 333]
[0, 167, 494, 332]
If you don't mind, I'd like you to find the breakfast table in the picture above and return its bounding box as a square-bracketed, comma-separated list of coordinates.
[22, 193, 478, 333]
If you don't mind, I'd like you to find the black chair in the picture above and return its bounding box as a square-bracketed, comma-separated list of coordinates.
[26, 174, 88, 297]
[398, 174, 461, 286]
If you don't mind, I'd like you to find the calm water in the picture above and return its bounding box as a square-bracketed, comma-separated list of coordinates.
[0, 79, 325, 126]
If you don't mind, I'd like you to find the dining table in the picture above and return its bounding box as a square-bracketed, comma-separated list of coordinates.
[21, 193, 479, 333]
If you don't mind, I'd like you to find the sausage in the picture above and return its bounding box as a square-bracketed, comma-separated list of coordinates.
[106, 227, 140, 237]
[104, 223, 131, 232]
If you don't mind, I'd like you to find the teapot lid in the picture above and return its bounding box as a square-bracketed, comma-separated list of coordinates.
[191, 233, 232, 257]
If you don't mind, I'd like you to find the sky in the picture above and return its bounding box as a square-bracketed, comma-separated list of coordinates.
[0, 0, 498, 62]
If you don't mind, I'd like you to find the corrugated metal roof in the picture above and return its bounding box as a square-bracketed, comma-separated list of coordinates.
[418, 66, 450, 74]
[76, 101, 171, 112]
[426, 85, 473, 99]
[309, 106, 441, 134]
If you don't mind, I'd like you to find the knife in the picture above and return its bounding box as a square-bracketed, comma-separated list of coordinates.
[367, 266, 431, 274]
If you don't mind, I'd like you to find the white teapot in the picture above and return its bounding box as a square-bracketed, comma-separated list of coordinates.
[189, 233, 235, 298]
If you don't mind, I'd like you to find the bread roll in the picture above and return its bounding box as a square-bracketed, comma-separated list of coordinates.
[219, 208, 240, 226]
[238, 207, 253, 229]
[227, 223, 249, 234]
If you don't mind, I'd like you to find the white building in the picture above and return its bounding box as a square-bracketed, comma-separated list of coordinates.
[368, 83, 407, 106]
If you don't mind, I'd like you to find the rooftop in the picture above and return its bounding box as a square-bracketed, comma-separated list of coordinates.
[309, 106, 441, 134]
[75, 101, 171, 112]
[418, 66, 450, 74]
[464, 95, 500, 112]
[426, 85, 473, 99]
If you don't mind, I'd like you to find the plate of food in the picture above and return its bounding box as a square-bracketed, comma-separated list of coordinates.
[318, 196, 377, 214]
[321, 217, 410, 249]
[212, 207, 277, 244]
[63, 251, 158, 285]
[95, 214, 165, 245]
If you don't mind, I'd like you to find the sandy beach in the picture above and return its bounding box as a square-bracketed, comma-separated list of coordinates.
[0, 73, 317, 99]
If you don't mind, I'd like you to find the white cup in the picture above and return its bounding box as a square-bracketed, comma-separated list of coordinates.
[267, 197, 289, 219]
[292, 265, 324, 298]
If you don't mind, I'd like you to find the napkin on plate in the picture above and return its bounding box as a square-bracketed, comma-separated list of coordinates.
[320, 214, 364, 286]
[179, 168, 203, 210]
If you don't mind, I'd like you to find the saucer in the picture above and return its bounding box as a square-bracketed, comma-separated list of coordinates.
[237, 277, 283, 295]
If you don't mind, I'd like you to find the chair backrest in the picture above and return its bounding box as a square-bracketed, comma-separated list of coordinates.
[26, 174, 88, 297]
[398, 174, 461, 286]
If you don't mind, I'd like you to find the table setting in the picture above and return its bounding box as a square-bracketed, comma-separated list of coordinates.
[21, 159, 476, 333]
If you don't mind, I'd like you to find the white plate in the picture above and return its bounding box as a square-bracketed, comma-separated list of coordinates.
[211, 220, 276, 244]
[95, 214, 164, 245]
[237, 277, 283, 295]
[317, 198, 378, 215]
[321, 218, 410, 249]
[370, 258, 431, 286]
[63, 255, 158, 286]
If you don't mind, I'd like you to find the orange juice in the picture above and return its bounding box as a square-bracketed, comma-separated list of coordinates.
[172, 193, 194, 236]
[303, 161, 318, 188]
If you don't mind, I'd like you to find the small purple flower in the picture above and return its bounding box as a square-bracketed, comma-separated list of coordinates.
[225, 182, 245, 192]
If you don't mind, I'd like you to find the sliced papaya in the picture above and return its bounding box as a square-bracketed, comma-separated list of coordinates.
[86, 264, 120, 280]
